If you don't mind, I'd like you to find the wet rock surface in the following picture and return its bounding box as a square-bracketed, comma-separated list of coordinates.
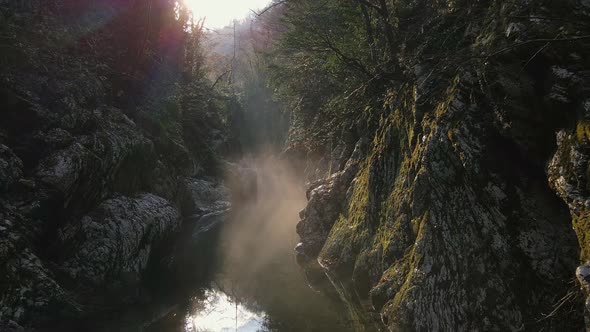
[180, 178, 230, 217]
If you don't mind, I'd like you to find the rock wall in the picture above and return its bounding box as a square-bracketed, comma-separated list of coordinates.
[549, 98, 590, 326]
[0, 96, 229, 330]
[295, 1, 590, 330]
[0, 4, 232, 330]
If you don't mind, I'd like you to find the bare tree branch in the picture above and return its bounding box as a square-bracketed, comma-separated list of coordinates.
[211, 69, 232, 89]
[484, 34, 590, 58]
[252, 0, 287, 17]
[320, 33, 371, 77]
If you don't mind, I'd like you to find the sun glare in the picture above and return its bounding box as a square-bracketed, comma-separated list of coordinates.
[183, 0, 272, 29]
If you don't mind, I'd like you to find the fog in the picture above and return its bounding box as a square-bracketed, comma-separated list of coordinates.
[220, 154, 306, 291]
[211, 154, 353, 331]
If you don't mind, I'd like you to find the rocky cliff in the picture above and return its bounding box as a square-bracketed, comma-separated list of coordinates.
[0, 2, 233, 330]
[294, 1, 590, 330]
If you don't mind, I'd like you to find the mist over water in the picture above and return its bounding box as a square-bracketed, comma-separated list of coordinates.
[203, 155, 353, 331]
[143, 154, 354, 332]
[221, 155, 305, 283]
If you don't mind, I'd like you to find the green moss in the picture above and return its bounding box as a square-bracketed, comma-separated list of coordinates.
[320, 164, 372, 270]
[573, 210, 590, 262]
[319, 79, 459, 326]
[576, 121, 590, 143]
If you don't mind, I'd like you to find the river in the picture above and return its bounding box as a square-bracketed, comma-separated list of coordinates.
[93, 157, 358, 332]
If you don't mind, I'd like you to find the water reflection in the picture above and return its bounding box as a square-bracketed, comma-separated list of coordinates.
[186, 288, 265, 332]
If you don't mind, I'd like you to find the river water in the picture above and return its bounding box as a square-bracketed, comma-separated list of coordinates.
[104, 157, 358, 332]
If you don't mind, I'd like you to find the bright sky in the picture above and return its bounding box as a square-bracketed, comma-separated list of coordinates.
[183, 0, 272, 29]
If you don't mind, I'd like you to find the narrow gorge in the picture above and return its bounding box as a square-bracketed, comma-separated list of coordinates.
[1, 0, 590, 331]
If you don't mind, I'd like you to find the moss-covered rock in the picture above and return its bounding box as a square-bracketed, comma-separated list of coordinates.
[295, 1, 590, 328]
